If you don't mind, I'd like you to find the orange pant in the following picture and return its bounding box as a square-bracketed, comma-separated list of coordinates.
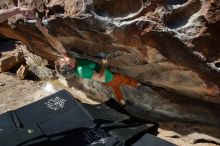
[103, 73, 138, 102]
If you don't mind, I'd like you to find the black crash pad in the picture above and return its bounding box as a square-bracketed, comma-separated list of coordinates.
[0, 89, 175, 146]
[0, 112, 17, 137]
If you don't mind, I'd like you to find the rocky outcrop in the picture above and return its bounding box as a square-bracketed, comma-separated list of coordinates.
[23, 49, 56, 80]
[0, 0, 219, 104]
[158, 122, 220, 146]
[16, 64, 28, 79]
[0, 41, 25, 73]
[0, 0, 220, 144]
[122, 85, 220, 127]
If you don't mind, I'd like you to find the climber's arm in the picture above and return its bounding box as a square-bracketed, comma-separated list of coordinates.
[0, 8, 22, 23]
[92, 59, 108, 82]
[92, 71, 105, 83]
[36, 20, 67, 55]
[0, 0, 34, 23]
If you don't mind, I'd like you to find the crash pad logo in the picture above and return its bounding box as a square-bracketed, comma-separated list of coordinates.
[45, 97, 67, 111]
[84, 128, 109, 145]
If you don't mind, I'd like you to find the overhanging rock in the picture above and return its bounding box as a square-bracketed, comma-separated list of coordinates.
[0, 1, 219, 106]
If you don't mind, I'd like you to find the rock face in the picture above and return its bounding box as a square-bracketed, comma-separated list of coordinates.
[0, 0, 219, 103]
[0, 41, 25, 73]
[158, 122, 220, 146]
[24, 49, 56, 80]
[122, 85, 220, 127]
[0, 0, 220, 144]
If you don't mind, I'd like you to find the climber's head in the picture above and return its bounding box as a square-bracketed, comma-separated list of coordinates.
[55, 56, 76, 78]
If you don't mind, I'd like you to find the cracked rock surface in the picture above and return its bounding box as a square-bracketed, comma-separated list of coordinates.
[0, 0, 220, 145]
[0, 0, 219, 103]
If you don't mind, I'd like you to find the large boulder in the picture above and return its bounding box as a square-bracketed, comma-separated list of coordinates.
[0, 0, 219, 103]
[0, 2, 220, 144]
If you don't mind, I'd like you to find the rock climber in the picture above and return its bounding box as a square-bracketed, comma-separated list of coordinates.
[36, 20, 139, 105]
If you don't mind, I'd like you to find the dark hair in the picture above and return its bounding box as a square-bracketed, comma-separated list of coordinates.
[55, 60, 75, 79]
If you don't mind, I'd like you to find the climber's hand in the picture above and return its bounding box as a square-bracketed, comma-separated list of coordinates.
[102, 58, 108, 65]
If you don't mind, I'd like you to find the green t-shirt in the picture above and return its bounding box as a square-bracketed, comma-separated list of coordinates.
[74, 58, 113, 83]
